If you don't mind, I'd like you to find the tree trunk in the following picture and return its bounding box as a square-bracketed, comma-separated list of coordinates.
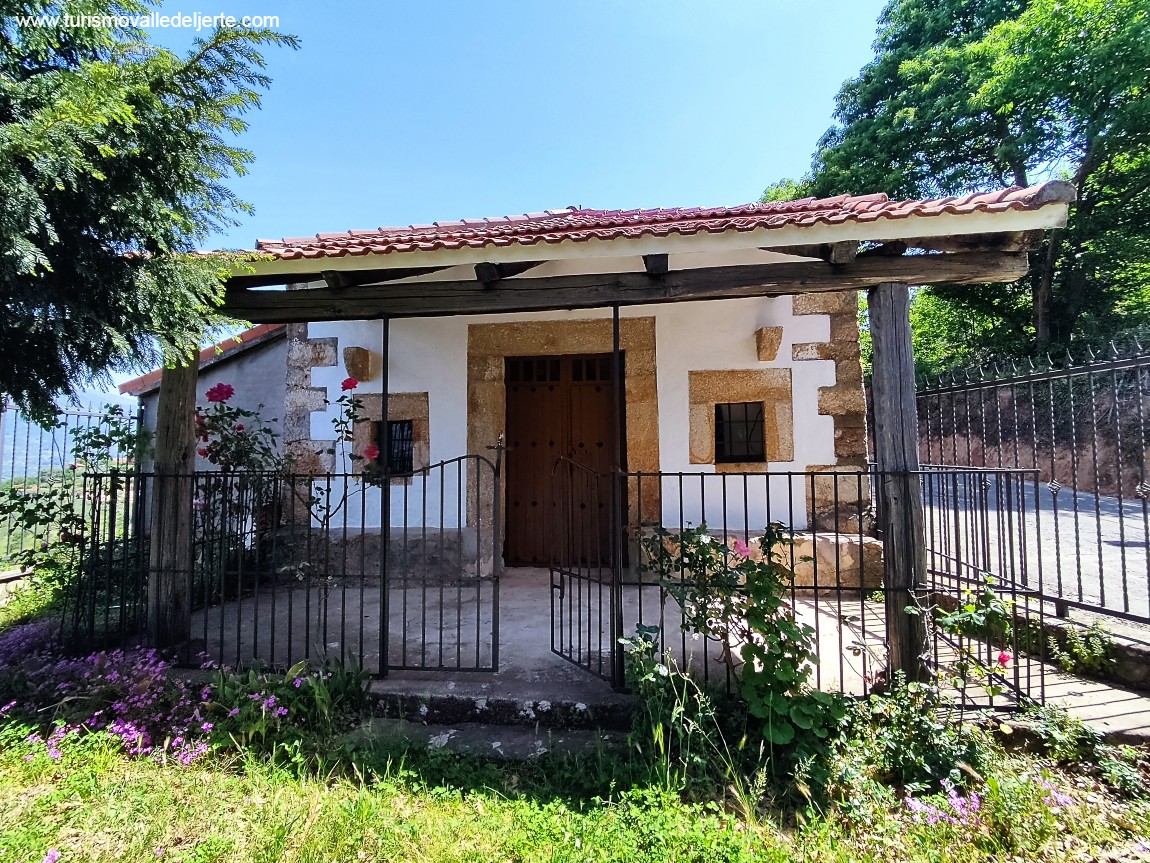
[1032, 232, 1059, 348]
[147, 360, 198, 649]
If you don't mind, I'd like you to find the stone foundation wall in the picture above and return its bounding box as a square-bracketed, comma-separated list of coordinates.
[273, 528, 488, 582]
[646, 529, 884, 591]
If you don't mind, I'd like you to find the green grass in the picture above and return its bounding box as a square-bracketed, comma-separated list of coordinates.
[2, 581, 1149, 862]
[0, 582, 60, 631]
[0, 725, 1147, 863]
[0, 732, 780, 863]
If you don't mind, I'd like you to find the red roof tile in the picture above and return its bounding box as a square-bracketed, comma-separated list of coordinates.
[119, 324, 286, 397]
[254, 182, 1074, 262]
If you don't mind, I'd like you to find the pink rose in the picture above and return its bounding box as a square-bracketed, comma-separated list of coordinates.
[997, 651, 1012, 668]
[732, 539, 751, 558]
[205, 383, 235, 403]
[362, 443, 380, 462]
[341, 377, 359, 391]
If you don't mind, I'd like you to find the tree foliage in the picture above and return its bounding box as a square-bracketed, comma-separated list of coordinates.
[1, 1, 296, 420]
[767, 0, 1150, 370]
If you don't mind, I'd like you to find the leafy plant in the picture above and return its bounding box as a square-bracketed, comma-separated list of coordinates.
[932, 575, 1016, 700]
[195, 384, 283, 474]
[1016, 703, 1147, 798]
[848, 674, 993, 793]
[638, 523, 850, 760]
[206, 658, 370, 760]
[622, 632, 724, 789]
[1049, 621, 1114, 677]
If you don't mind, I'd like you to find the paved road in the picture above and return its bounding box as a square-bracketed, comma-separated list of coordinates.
[923, 479, 1150, 620]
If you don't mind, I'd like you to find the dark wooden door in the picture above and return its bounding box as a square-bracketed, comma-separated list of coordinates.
[504, 354, 622, 565]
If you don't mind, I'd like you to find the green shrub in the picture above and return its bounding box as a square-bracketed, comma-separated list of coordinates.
[206, 658, 370, 765]
[1017, 704, 1146, 798]
[638, 523, 851, 761]
[830, 675, 994, 795]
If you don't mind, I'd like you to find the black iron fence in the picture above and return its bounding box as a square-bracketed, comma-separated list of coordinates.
[59, 454, 1047, 705]
[0, 400, 142, 566]
[917, 344, 1150, 624]
[63, 454, 502, 676]
[549, 462, 1047, 706]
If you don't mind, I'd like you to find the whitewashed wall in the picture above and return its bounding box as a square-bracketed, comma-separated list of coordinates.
[306, 296, 839, 532]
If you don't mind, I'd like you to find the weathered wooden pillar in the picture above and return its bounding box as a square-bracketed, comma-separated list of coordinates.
[868, 282, 929, 681]
[147, 359, 198, 648]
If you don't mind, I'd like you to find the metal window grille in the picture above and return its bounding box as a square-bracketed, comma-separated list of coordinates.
[378, 419, 414, 474]
[714, 402, 766, 463]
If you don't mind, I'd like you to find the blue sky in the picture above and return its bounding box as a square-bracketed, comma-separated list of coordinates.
[148, 0, 889, 251]
[90, 0, 888, 398]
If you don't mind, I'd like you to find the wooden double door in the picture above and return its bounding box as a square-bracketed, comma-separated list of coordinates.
[504, 353, 624, 566]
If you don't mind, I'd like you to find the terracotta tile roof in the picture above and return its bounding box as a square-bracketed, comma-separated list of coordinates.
[255, 181, 1074, 262]
[119, 324, 286, 397]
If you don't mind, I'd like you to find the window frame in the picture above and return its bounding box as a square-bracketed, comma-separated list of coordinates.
[376, 418, 415, 475]
[713, 401, 768, 465]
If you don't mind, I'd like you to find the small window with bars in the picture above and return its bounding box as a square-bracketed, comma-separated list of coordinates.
[714, 402, 767, 464]
[376, 419, 414, 475]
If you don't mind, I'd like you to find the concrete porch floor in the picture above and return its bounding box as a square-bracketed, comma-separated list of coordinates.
[190, 567, 1150, 741]
[193, 567, 886, 706]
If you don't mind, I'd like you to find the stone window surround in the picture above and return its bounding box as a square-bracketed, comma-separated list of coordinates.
[687, 368, 795, 472]
[350, 392, 431, 484]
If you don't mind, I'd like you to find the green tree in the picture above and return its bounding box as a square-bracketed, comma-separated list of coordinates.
[1, 1, 296, 420]
[768, 0, 1150, 365]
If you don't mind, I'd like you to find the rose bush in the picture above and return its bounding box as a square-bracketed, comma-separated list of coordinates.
[195, 383, 282, 474]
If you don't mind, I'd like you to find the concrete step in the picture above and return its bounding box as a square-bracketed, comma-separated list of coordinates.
[368, 690, 633, 731]
[347, 717, 628, 759]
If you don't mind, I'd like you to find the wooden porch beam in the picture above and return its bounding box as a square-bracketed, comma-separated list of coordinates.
[859, 230, 1045, 257]
[229, 266, 453, 292]
[760, 240, 858, 264]
[643, 253, 669, 276]
[473, 260, 546, 285]
[222, 251, 1028, 323]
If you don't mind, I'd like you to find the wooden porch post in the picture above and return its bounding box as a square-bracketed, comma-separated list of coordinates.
[379, 315, 391, 678]
[868, 282, 929, 681]
[147, 359, 198, 648]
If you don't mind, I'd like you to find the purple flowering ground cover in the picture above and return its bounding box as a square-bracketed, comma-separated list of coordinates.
[0, 621, 210, 765]
[0, 618, 369, 770]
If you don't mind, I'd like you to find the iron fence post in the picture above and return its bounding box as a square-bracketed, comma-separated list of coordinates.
[610, 305, 626, 689]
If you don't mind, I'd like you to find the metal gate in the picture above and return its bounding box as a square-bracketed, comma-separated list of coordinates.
[1, 400, 142, 567]
[64, 452, 503, 677]
[549, 457, 623, 684]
